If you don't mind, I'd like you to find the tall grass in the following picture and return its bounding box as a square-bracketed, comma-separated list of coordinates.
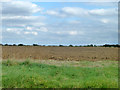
[2, 60, 118, 88]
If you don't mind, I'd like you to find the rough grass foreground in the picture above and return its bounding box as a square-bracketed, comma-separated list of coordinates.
[2, 60, 118, 88]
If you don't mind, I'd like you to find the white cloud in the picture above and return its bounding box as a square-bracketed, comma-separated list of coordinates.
[6, 27, 38, 36]
[26, 26, 32, 30]
[46, 10, 59, 16]
[17, 0, 119, 2]
[56, 31, 61, 34]
[45, 10, 66, 17]
[68, 20, 81, 24]
[2, 16, 46, 29]
[24, 31, 38, 35]
[6, 28, 23, 31]
[68, 31, 77, 35]
[2, 1, 43, 16]
[6, 24, 26, 27]
[32, 22, 46, 26]
[89, 0, 118, 2]
[2, 1, 46, 37]
[2, 16, 45, 21]
[36, 27, 48, 32]
[62, 7, 89, 17]
[45, 7, 117, 18]
[24, 31, 30, 34]
[6, 28, 22, 34]
[89, 8, 117, 16]
[55, 30, 84, 36]
[0, 0, 13, 2]
[32, 32, 38, 35]
[100, 19, 110, 24]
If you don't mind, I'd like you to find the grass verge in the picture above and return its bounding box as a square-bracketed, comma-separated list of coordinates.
[2, 60, 118, 88]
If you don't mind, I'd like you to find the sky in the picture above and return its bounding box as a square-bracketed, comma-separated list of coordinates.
[1, 1, 118, 45]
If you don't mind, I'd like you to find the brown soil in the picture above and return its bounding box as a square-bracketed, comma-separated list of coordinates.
[2, 46, 118, 61]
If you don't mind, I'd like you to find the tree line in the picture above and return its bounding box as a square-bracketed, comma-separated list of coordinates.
[0, 44, 120, 47]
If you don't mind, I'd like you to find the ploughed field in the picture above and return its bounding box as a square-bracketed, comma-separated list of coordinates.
[2, 46, 118, 61]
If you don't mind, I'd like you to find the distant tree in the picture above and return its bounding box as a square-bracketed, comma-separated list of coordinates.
[69, 45, 73, 47]
[86, 44, 93, 47]
[103, 44, 120, 47]
[103, 44, 110, 47]
[5, 44, 8, 46]
[86, 45, 90, 47]
[75, 45, 78, 47]
[18, 44, 24, 46]
[48, 45, 51, 47]
[94, 45, 97, 47]
[59, 45, 64, 47]
[115, 44, 120, 47]
[90, 44, 93, 47]
[52, 45, 57, 47]
[13, 44, 16, 46]
[33, 44, 38, 46]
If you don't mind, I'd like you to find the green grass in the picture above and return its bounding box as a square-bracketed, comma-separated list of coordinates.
[2, 60, 118, 88]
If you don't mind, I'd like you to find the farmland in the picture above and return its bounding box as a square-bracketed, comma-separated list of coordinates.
[1, 46, 119, 88]
[2, 46, 118, 61]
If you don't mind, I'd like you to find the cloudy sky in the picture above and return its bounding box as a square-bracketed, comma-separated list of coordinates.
[1, 1, 118, 45]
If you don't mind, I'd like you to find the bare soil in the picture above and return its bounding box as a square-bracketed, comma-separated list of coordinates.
[2, 46, 118, 61]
